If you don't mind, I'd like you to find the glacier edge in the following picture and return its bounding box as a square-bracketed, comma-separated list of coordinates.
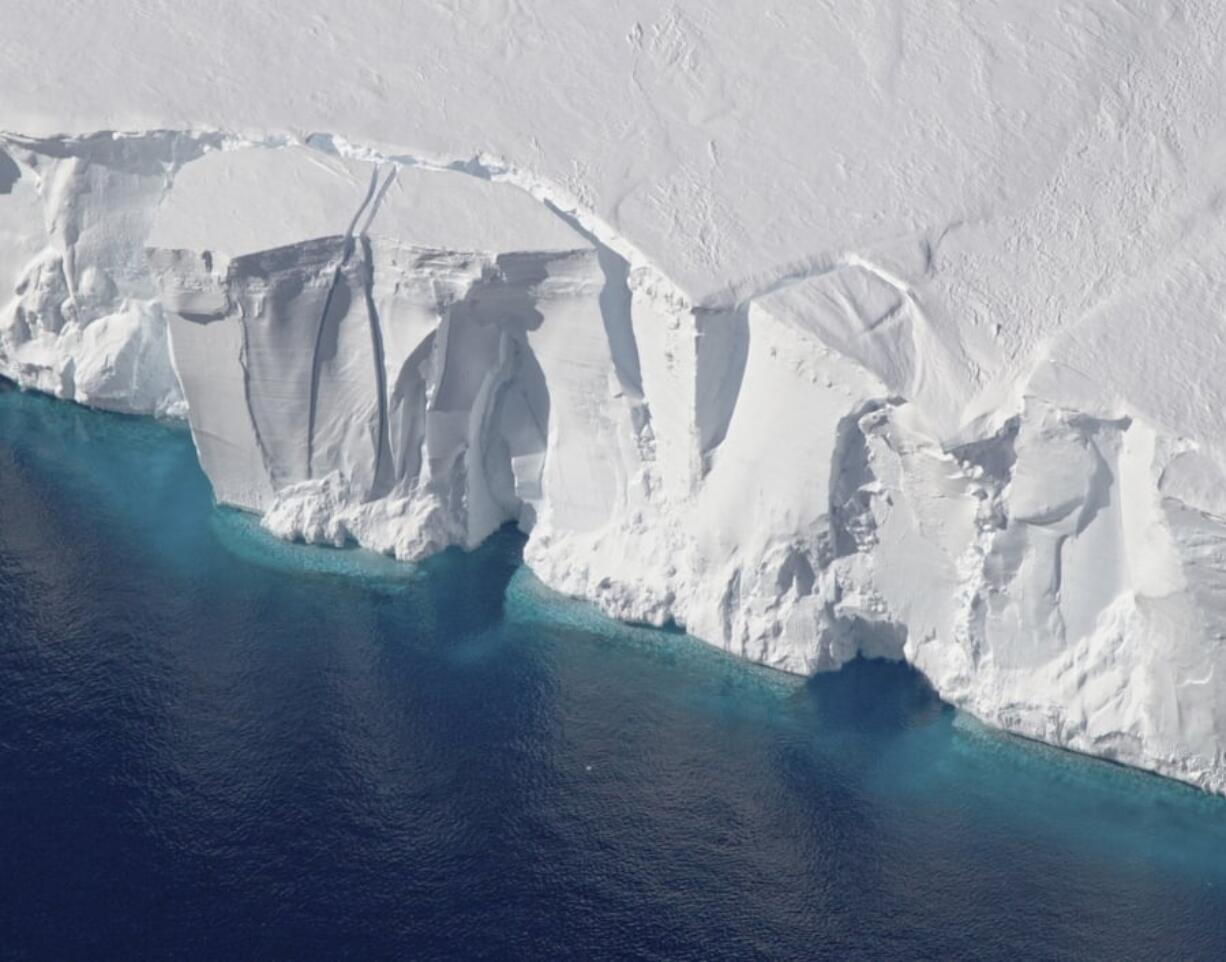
[2, 127, 1225, 795]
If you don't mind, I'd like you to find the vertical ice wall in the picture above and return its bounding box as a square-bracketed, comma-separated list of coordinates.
[147, 146, 647, 561]
[0, 133, 217, 415]
[1, 131, 1224, 793]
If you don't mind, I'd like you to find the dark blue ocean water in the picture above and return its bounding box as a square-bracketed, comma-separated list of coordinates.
[1, 382, 1225, 961]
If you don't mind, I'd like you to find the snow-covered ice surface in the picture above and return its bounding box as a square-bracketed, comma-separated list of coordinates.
[3, 1, 1226, 791]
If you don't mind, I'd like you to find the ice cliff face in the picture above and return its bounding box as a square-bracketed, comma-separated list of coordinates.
[2, 129, 1224, 794]
[0, 133, 195, 416]
[5, 0, 1226, 794]
[148, 145, 620, 561]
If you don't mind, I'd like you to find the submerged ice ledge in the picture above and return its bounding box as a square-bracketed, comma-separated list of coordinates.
[2, 128, 1225, 795]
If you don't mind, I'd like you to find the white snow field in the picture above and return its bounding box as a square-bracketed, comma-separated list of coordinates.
[3, 1, 1226, 791]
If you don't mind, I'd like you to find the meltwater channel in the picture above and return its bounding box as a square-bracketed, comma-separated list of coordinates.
[1, 380, 1225, 961]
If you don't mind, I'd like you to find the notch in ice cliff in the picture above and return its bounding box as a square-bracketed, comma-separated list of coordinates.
[2, 129, 1225, 796]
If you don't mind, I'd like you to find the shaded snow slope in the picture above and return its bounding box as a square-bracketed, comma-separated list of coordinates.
[4, 0, 1226, 792]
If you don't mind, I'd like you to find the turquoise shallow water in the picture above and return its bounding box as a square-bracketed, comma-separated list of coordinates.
[1, 380, 1225, 960]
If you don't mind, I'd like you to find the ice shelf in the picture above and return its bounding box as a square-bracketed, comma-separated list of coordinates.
[3, 0, 1226, 791]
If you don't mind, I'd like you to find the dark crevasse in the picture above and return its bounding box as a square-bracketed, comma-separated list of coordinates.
[1, 380, 1225, 962]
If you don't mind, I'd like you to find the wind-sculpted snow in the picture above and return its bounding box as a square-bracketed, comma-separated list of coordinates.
[6, 0, 1226, 797]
